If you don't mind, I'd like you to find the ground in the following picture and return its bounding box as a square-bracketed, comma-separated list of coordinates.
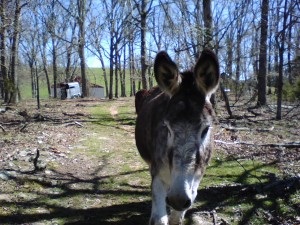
[0, 97, 299, 225]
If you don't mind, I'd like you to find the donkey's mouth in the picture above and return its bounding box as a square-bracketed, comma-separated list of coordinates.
[166, 196, 192, 211]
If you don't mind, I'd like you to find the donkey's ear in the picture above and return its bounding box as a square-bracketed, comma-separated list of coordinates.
[154, 51, 181, 96]
[194, 49, 220, 96]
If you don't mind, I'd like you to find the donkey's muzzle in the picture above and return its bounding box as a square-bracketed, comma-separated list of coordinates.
[166, 194, 192, 211]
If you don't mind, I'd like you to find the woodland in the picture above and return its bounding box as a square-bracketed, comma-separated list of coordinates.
[0, 0, 300, 224]
[0, 0, 299, 116]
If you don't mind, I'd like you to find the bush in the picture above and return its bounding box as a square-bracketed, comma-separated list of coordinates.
[283, 78, 300, 102]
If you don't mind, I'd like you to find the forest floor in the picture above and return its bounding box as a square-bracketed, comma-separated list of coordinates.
[0, 96, 299, 225]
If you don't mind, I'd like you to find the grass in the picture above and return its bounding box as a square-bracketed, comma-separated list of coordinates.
[203, 158, 280, 187]
[0, 98, 299, 225]
[18, 67, 139, 100]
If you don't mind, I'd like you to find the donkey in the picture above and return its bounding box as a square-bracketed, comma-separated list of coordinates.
[135, 49, 219, 225]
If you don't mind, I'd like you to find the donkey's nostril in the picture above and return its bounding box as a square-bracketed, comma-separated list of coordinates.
[166, 195, 191, 211]
[184, 199, 191, 209]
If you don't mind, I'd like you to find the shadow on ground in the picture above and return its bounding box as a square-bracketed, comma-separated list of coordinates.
[0, 161, 299, 225]
[0, 167, 150, 225]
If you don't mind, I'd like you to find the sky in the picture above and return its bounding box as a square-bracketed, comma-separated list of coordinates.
[86, 56, 102, 68]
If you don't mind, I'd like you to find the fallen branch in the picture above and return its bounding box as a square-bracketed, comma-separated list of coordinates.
[63, 112, 86, 117]
[221, 125, 274, 132]
[221, 125, 250, 131]
[65, 121, 84, 127]
[215, 140, 300, 148]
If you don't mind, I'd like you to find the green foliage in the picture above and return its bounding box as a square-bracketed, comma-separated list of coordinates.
[283, 77, 300, 101]
[293, 77, 300, 99]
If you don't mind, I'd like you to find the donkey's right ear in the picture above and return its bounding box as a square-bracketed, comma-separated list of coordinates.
[154, 51, 181, 96]
[194, 49, 220, 97]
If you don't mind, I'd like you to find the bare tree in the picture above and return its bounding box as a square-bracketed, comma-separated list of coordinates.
[133, 0, 153, 90]
[275, 0, 297, 119]
[10, 0, 27, 103]
[257, 0, 269, 106]
[203, 0, 213, 49]
[0, 0, 8, 102]
[77, 0, 88, 97]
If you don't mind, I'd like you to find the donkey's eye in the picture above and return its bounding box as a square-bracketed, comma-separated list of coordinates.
[201, 126, 210, 139]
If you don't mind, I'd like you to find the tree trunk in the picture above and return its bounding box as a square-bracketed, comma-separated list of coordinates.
[121, 46, 126, 97]
[267, 12, 273, 95]
[10, 0, 23, 104]
[203, 0, 213, 49]
[65, 44, 72, 81]
[109, 36, 114, 100]
[114, 47, 119, 98]
[52, 36, 58, 98]
[129, 37, 135, 96]
[220, 83, 233, 118]
[77, 0, 88, 97]
[257, 0, 269, 106]
[140, 0, 148, 90]
[0, 0, 8, 102]
[35, 62, 40, 110]
[30, 61, 36, 98]
[203, 0, 216, 108]
[65, 16, 76, 82]
[226, 34, 233, 80]
[287, 6, 293, 84]
[40, 38, 51, 97]
[276, 0, 288, 120]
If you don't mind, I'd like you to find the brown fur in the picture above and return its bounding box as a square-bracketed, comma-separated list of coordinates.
[134, 50, 219, 225]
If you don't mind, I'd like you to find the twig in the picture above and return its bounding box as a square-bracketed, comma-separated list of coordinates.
[247, 106, 262, 116]
[20, 123, 28, 132]
[75, 121, 84, 127]
[283, 103, 300, 117]
[211, 210, 217, 225]
[65, 121, 84, 127]
[33, 149, 40, 171]
[220, 218, 230, 225]
[0, 124, 6, 132]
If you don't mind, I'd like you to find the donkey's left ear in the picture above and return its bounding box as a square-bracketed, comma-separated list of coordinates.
[154, 51, 181, 96]
[194, 49, 220, 96]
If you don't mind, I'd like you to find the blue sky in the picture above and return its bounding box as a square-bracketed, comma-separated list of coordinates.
[86, 56, 102, 68]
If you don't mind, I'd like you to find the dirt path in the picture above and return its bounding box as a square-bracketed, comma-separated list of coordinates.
[109, 105, 118, 118]
[0, 97, 299, 225]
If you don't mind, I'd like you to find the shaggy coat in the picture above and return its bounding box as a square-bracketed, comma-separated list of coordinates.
[135, 49, 219, 225]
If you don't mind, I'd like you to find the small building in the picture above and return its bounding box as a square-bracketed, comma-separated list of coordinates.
[89, 83, 105, 99]
[51, 82, 105, 99]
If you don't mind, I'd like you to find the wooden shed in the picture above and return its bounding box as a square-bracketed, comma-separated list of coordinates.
[89, 83, 105, 99]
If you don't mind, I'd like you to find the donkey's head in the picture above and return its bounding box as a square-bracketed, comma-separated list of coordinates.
[154, 50, 219, 211]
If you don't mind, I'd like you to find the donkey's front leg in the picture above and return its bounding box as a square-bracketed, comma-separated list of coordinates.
[169, 209, 186, 225]
[150, 176, 168, 225]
